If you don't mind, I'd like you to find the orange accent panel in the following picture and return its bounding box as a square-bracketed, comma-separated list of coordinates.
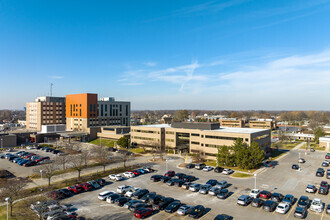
[66, 93, 98, 118]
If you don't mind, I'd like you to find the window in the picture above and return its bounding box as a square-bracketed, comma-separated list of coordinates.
[166, 131, 175, 135]
[205, 135, 237, 141]
[126, 105, 128, 116]
[93, 104, 96, 112]
[101, 104, 103, 116]
[105, 104, 107, 112]
[191, 141, 200, 145]
[80, 109, 81, 116]
[120, 105, 122, 111]
[245, 138, 248, 142]
[191, 133, 200, 137]
[166, 139, 174, 142]
[90, 104, 92, 112]
[110, 105, 112, 116]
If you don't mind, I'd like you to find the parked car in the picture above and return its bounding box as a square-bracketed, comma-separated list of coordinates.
[174, 173, 186, 180]
[115, 197, 131, 207]
[271, 193, 283, 202]
[114, 174, 123, 181]
[259, 190, 271, 199]
[326, 204, 330, 214]
[125, 187, 141, 197]
[305, 184, 317, 193]
[217, 189, 230, 199]
[237, 195, 253, 206]
[292, 164, 299, 170]
[189, 205, 205, 219]
[222, 169, 234, 175]
[150, 175, 162, 182]
[78, 183, 93, 191]
[95, 178, 106, 186]
[326, 153, 330, 159]
[275, 202, 290, 214]
[297, 196, 310, 209]
[282, 194, 295, 205]
[189, 183, 201, 192]
[214, 166, 224, 173]
[152, 197, 175, 210]
[140, 192, 156, 203]
[318, 186, 328, 195]
[87, 180, 101, 189]
[203, 166, 213, 172]
[294, 206, 307, 218]
[129, 203, 151, 212]
[164, 201, 182, 213]
[166, 179, 177, 186]
[209, 187, 220, 196]
[263, 200, 277, 212]
[310, 198, 324, 213]
[175, 179, 186, 187]
[195, 163, 206, 170]
[199, 184, 212, 194]
[251, 198, 264, 208]
[182, 182, 192, 190]
[327, 169, 330, 179]
[67, 185, 83, 194]
[165, 170, 175, 177]
[132, 189, 149, 199]
[316, 168, 325, 177]
[134, 208, 153, 219]
[106, 193, 122, 203]
[216, 180, 228, 189]
[322, 161, 329, 167]
[109, 174, 117, 180]
[186, 163, 195, 169]
[58, 189, 72, 198]
[98, 191, 115, 200]
[149, 195, 163, 205]
[214, 214, 233, 220]
[123, 199, 142, 208]
[161, 175, 172, 183]
[123, 172, 135, 178]
[249, 189, 260, 198]
[183, 175, 196, 182]
[48, 191, 65, 200]
[298, 158, 305, 163]
[117, 185, 133, 194]
[310, 148, 315, 152]
[206, 179, 218, 186]
[177, 204, 193, 216]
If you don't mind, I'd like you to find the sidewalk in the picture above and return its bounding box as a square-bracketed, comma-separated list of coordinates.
[292, 141, 306, 150]
[27, 155, 153, 189]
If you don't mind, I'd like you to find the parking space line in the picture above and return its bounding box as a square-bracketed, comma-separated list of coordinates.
[285, 205, 295, 219]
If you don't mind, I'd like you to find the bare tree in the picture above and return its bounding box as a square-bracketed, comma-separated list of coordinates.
[92, 145, 112, 172]
[80, 150, 91, 166]
[55, 154, 69, 170]
[118, 152, 132, 168]
[0, 178, 29, 216]
[36, 162, 57, 186]
[70, 155, 85, 179]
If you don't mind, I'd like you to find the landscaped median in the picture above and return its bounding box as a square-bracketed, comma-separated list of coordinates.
[231, 172, 253, 178]
[204, 160, 258, 173]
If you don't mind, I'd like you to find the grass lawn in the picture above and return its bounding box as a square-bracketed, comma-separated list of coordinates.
[89, 138, 115, 147]
[204, 160, 258, 173]
[129, 147, 146, 154]
[278, 141, 299, 150]
[231, 172, 253, 178]
[269, 149, 287, 160]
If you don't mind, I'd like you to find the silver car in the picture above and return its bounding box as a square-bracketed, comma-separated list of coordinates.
[189, 183, 201, 192]
[216, 180, 228, 189]
[208, 187, 220, 196]
[177, 205, 193, 215]
[199, 184, 212, 194]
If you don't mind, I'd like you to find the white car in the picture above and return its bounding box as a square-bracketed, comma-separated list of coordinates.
[117, 185, 132, 194]
[123, 172, 135, 178]
[249, 189, 260, 198]
[98, 191, 115, 200]
[298, 158, 305, 163]
[115, 174, 123, 181]
[276, 202, 290, 214]
[222, 169, 234, 175]
[109, 174, 116, 180]
[203, 166, 213, 172]
[310, 198, 324, 213]
[125, 187, 140, 197]
[305, 184, 317, 193]
[26, 146, 35, 150]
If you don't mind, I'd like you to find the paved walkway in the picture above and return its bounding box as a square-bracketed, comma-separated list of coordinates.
[292, 141, 306, 150]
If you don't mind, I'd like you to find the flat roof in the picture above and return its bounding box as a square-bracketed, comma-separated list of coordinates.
[135, 124, 268, 134]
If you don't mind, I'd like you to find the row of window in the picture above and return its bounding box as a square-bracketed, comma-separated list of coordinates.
[132, 136, 158, 141]
[132, 130, 159, 134]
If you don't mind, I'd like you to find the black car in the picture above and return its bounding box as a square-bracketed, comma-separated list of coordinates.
[58, 189, 72, 198]
[214, 214, 233, 220]
[316, 168, 325, 177]
[294, 206, 306, 218]
[150, 175, 162, 182]
[175, 180, 186, 187]
[132, 189, 149, 199]
[161, 176, 171, 183]
[297, 196, 309, 209]
[149, 195, 164, 204]
[217, 189, 229, 199]
[182, 182, 192, 190]
[263, 200, 277, 212]
[206, 179, 218, 186]
[129, 202, 151, 212]
[164, 201, 182, 213]
[94, 178, 106, 186]
[214, 167, 224, 173]
[186, 163, 195, 169]
[271, 193, 283, 202]
[141, 192, 156, 203]
[107, 194, 122, 203]
[153, 197, 175, 210]
[115, 197, 131, 206]
[183, 175, 196, 182]
[166, 179, 177, 186]
[189, 205, 206, 218]
[292, 164, 299, 170]
[174, 173, 186, 180]
[318, 186, 328, 195]
[251, 198, 264, 208]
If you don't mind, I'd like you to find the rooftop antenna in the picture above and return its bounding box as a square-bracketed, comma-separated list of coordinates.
[50, 83, 53, 97]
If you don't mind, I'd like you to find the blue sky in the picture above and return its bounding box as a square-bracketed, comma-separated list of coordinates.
[1, 0, 330, 110]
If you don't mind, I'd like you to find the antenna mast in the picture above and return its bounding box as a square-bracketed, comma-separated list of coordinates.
[50, 83, 53, 97]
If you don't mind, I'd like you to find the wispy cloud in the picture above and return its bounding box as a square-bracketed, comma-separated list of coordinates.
[143, 62, 157, 67]
[49, 75, 64, 79]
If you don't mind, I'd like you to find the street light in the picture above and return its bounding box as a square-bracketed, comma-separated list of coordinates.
[254, 174, 257, 189]
[298, 152, 301, 171]
[40, 170, 43, 191]
[5, 197, 10, 220]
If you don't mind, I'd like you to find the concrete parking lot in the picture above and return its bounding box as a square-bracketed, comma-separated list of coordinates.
[0, 149, 56, 177]
[58, 149, 330, 220]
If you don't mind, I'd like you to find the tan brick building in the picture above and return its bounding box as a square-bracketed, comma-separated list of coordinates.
[131, 122, 271, 159]
[26, 96, 66, 131]
[219, 118, 245, 128]
[248, 119, 276, 130]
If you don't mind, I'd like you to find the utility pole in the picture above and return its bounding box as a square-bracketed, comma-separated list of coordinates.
[50, 83, 53, 97]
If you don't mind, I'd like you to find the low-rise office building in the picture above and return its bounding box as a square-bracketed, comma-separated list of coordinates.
[248, 119, 276, 130]
[0, 133, 17, 148]
[97, 126, 130, 141]
[219, 118, 245, 128]
[319, 136, 330, 151]
[131, 122, 271, 159]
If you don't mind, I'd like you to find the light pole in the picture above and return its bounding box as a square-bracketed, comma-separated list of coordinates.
[5, 197, 10, 220]
[254, 174, 257, 189]
[298, 152, 301, 171]
[1, 138, 3, 149]
[40, 170, 43, 191]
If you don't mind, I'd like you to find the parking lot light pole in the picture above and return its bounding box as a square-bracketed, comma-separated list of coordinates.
[5, 197, 10, 220]
[40, 170, 43, 191]
[298, 152, 301, 171]
[254, 174, 257, 189]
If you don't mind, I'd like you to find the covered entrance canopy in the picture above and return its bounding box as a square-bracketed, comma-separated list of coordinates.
[57, 131, 89, 142]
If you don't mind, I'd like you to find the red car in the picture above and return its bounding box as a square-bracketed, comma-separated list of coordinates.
[68, 185, 83, 194]
[134, 208, 153, 218]
[131, 170, 140, 176]
[48, 190, 64, 199]
[78, 183, 93, 191]
[259, 190, 271, 199]
[326, 153, 330, 159]
[165, 170, 175, 177]
[25, 153, 36, 159]
[321, 181, 329, 188]
[23, 161, 37, 167]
